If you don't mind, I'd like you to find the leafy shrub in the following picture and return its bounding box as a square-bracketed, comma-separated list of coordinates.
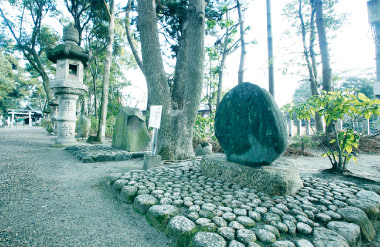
[42, 119, 54, 133]
[289, 134, 319, 150]
[88, 114, 116, 137]
[283, 90, 380, 174]
[193, 113, 224, 152]
[89, 116, 98, 136]
[105, 114, 116, 137]
[193, 113, 216, 142]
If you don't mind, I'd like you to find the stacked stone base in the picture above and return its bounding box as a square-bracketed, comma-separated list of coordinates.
[200, 154, 303, 196]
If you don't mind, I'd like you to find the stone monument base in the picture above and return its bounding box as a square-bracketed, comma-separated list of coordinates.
[143, 154, 162, 170]
[55, 137, 77, 146]
[200, 154, 303, 196]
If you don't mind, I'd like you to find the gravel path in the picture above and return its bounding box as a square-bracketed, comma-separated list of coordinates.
[0, 127, 170, 246]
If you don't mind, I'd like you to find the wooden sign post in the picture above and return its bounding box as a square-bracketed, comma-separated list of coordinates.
[149, 105, 162, 155]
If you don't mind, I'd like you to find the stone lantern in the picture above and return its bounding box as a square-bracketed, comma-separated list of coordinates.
[47, 24, 90, 145]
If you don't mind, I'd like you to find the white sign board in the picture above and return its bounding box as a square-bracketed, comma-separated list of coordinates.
[149, 105, 162, 129]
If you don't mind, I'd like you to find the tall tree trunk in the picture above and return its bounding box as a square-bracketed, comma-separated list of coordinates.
[299, 0, 317, 96]
[87, 90, 93, 116]
[217, 54, 227, 111]
[216, 24, 230, 110]
[309, 4, 323, 132]
[315, 0, 334, 138]
[309, 6, 318, 83]
[182, 0, 205, 155]
[41, 72, 56, 107]
[96, 0, 115, 142]
[315, 0, 333, 137]
[138, 0, 205, 160]
[315, 0, 332, 92]
[266, 0, 274, 97]
[299, 0, 323, 132]
[138, 0, 172, 158]
[171, 27, 189, 110]
[91, 57, 98, 119]
[207, 83, 213, 113]
[237, 0, 246, 84]
[37, 92, 43, 111]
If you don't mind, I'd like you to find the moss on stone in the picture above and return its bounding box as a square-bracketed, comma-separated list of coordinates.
[165, 216, 199, 247]
[145, 205, 179, 231]
[112, 107, 150, 152]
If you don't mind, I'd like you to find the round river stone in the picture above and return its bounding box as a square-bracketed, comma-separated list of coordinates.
[215, 82, 287, 166]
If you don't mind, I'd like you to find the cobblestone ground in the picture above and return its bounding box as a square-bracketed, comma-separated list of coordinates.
[109, 160, 380, 246]
[0, 127, 170, 246]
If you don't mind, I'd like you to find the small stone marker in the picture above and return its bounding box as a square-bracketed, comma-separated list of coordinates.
[143, 153, 162, 170]
[143, 105, 162, 170]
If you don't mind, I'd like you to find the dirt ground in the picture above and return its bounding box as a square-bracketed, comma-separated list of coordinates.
[286, 152, 379, 185]
[282, 133, 380, 186]
[0, 127, 170, 246]
[284, 141, 380, 187]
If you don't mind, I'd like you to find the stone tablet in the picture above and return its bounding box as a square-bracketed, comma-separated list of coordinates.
[215, 82, 287, 166]
[112, 106, 150, 152]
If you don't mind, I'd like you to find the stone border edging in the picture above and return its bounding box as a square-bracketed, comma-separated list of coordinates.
[66, 145, 146, 163]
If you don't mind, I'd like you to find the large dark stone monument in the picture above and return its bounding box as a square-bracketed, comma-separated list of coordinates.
[201, 82, 302, 195]
[215, 82, 287, 165]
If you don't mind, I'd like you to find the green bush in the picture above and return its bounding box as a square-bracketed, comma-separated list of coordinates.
[42, 119, 54, 133]
[193, 113, 224, 152]
[193, 113, 216, 142]
[89, 116, 98, 136]
[88, 115, 116, 137]
[283, 90, 380, 174]
[289, 134, 319, 150]
[105, 115, 116, 137]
